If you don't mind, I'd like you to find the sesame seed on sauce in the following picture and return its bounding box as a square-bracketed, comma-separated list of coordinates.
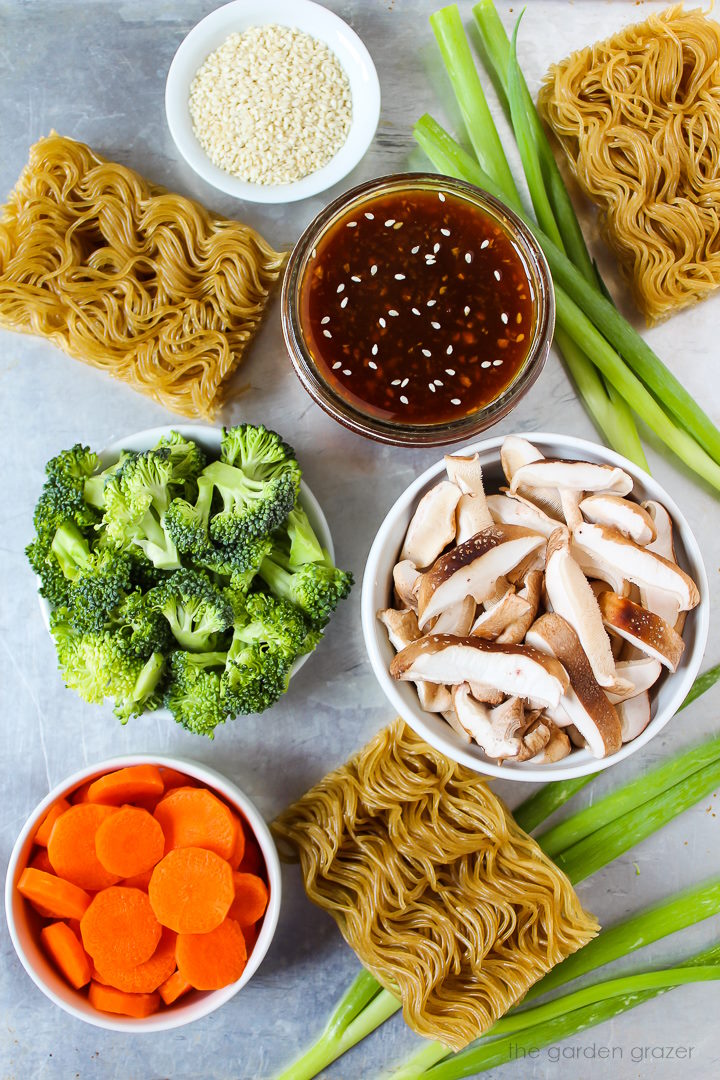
[299, 187, 534, 424]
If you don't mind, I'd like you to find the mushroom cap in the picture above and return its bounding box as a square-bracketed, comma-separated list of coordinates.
[598, 591, 685, 672]
[574, 522, 699, 612]
[544, 527, 629, 694]
[390, 634, 569, 707]
[511, 458, 633, 496]
[417, 525, 546, 629]
[499, 436, 563, 518]
[580, 495, 656, 546]
[400, 480, 461, 569]
[525, 612, 622, 758]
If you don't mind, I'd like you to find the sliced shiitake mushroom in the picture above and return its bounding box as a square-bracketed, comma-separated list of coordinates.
[598, 592, 685, 672]
[400, 481, 461, 569]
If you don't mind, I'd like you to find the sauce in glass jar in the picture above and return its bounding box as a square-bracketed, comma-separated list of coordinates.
[298, 187, 535, 426]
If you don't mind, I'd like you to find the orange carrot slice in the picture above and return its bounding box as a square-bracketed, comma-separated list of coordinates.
[94, 927, 177, 994]
[176, 917, 247, 991]
[30, 848, 54, 875]
[158, 969, 192, 1006]
[88, 981, 160, 1018]
[71, 779, 94, 804]
[17, 868, 91, 921]
[149, 847, 234, 934]
[228, 816, 246, 869]
[237, 834, 263, 876]
[228, 872, 269, 928]
[87, 765, 164, 806]
[242, 922, 260, 954]
[40, 921, 92, 989]
[120, 868, 153, 891]
[158, 767, 193, 791]
[153, 787, 237, 860]
[81, 887, 161, 968]
[47, 804, 121, 891]
[34, 798, 71, 847]
[95, 806, 165, 878]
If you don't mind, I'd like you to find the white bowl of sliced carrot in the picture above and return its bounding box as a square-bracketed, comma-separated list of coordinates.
[5, 756, 281, 1031]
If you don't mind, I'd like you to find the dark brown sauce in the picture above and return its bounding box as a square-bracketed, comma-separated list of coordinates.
[299, 188, 535, 425]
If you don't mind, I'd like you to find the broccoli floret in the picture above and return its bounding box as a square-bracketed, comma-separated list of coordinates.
[83, 452, 132, 510]
[221, 422, 298, 476]
[259, 549, 353, 629]
[111, 590, 174, 659]
[221, 643, 291, 717]
[165, 476, 214, 557]
[51, 617, 163, 721]
[230, 592, 317, 663]
[151, 568, 233, 652]
[102, 449, 181, 569]
[42, 445, 100, 528]
[68, 549, 137, 633]
[113, 652, 166, 724]
[155, 431, 207, 488]
[201, 459, 296, 549]
[284, 504, 326, 568]
[164, 651, 228, 738]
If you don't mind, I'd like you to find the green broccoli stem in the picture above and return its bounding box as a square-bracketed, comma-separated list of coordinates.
[50, 522, 92, 580]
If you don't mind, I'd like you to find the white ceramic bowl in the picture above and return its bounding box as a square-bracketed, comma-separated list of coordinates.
[5, 754, 282, 1032]
[361, 432, 709, 782]
[165, 0, 381, 204]
[37, 424, 333, 689]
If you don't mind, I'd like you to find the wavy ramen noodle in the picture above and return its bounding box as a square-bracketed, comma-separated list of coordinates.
[539, 6, 720, 322]
[273, 720, 598, 1050]
[0, 135, 285, 417]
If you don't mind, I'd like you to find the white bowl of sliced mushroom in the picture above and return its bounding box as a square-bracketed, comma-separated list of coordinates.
[361, 433, 708, 781]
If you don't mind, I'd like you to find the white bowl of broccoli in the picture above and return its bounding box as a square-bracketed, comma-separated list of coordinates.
[29, 424, 352, 736]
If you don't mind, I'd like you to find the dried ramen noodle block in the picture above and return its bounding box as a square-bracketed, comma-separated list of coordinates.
[0, 134, 286, 417]
[539, 6, 720, 322]
[273, 719, 598, 1051]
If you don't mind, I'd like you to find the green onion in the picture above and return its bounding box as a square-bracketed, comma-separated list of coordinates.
[512, 774, 592, 834]
[556, 755, 720, 884]
[537, 734, 720, 858]
[429, 5, 519, 199]
[680, 661, 720, 711]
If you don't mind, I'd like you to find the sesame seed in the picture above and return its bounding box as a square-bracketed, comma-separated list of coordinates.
[379, 317, 386, 328]
[412, 308, 421, 315]
[368, 361, 377, 370]
[481, 360, 491, 368]
[311, 248, 317, 259]
[434, 242, 440, 253]
[465, 252, 472, 263]
[371, 343, 378, 355]
[321, 316, 330, 324]
[446, 346, 453, 356]
[451, 397, 461, 405]
[384, 218, 395, 227]
[391, 379, 401, 386]
[494, 270, 501, 281]
[411, 245, 420, 254]
[501, 313, 509, 324]
[427, 300, 437, 307]
[440, 228, 450, 236]
[493, 359, 503, 366]
[517, 312, 523, 324]
[464, 306, 470, 316]
[388, 309, 399, 317]
[400, 395, 409, 404]
[323, 329, 332, 338]
[337, 284, 345, 293]
[434, 379, 443, 386]
[401, 377, 409, 388]
[445, 368, 455, 375]
[481, 239, 490, 249]
[371, 265, 378, 276]
[393, 221, 403, 230]
[431, 321, 441, 329]
[343, 368, 352, 376]
[346, 221, 357, 228]
[422, 349, 432, 357]
[351, 275, 361, 282]
[438, 192, 446, 201]
[429, 383, 436, 392]
[340, 297, 348, 308]
[365, 212, 374, 220]
[332, 362, 341, 369]
[394, 274, 406, 280]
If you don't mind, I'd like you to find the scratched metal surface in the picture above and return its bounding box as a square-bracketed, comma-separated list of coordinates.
[0, 1, 718, 1077]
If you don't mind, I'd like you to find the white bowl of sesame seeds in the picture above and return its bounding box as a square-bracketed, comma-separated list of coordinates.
[165, 0, 381, 203]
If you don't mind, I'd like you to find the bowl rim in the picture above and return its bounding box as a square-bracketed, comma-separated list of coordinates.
[361, 430, 710, 782]
[35, 424, 334, 689]
[164, 0, 381, 204]
[4, 753, 282, 1032]
[280, 173, 555, 446]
